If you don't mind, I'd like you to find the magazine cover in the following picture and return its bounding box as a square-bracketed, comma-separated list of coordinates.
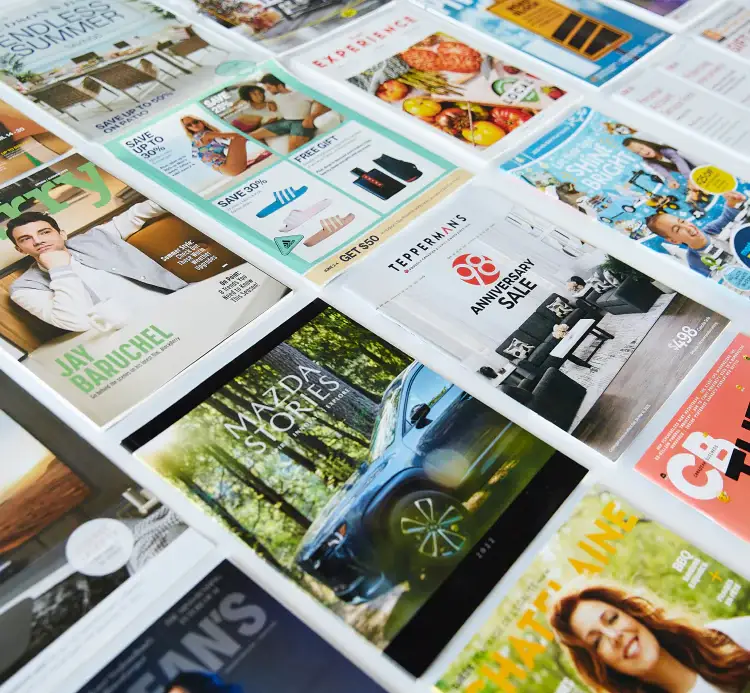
[292, 6, 569, 160]
[0, 409, 212, 693]
[124, 300, 587, 674]
[436, 487, 750, 693]
[344, 184, 728, 459]
[418, 0, 669, 86]
[500, 107, 750, 298]
[107, 60, 469, 284]
[698, 1, 750, 61]
[0, 149, 290, 425]
[614, 0, 710, 22]
[637, 334, 750, 544]
[170, 0, 391, 53]
[69, 560, 387, 693]
[0, 0, 258, 140]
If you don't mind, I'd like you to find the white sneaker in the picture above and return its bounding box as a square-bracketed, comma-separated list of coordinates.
[278, 199, 332, 233]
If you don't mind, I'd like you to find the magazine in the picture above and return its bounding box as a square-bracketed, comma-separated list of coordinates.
[0, 146, 290, 425]
[167, 0, 391, 53]
[500, 106, 750, 298]
[0, 0, 261, 140]
[343, 184, 728, 459]
[613, 0, 710, 22]
[124, 300, 588, 675]
[0, 409, 213, 693]
[417, 0, 670, 86]
[698, 1, 750, 61]
[107, 60, 469, 284]
[636, 334, 750, 543]
[435, 487, 750, 693]
[291, 5, 570, 161]
[66, 559, 387, 693]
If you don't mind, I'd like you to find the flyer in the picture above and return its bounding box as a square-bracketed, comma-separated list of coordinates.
[169, 0, 391, 53]
[291, 5, 570, 160]
[344, 184, 728, 459]
[436, 487, 750, 693]
[637, 334, 750, 543]
[68, 560, 387, 693]
[124, 300, 587, 675]
[418, 0, 670, 86]
[108, 60, 468, 284]
[698, 1, 750, 61]
[500, 107, 750, 297]
[0, 0, 259, 140]
[614, 0, 709, 22]
[0, 409, 213, 693]
[0, 148, 289, 425]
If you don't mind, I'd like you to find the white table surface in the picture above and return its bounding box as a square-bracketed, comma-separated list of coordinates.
[550, 318, 595, 358]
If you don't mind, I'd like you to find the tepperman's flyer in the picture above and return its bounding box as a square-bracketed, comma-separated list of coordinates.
[0, 0, 255, 140]
[501, 107, 750, 298]
[436, 487, 750, 693]
[292, 5, 570, 161]
[418, 0, 670, 86]
[637, 334, 750, 543]
[108, 60, 469, 284]
[0, 135, 289, 425]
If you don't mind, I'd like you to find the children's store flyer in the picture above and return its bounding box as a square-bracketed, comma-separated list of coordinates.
[108, 60, 468, 284]
[500, 107, 750, 298]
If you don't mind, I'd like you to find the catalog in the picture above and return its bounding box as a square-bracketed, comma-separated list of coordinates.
[107, 60, 469, 284]
[0, 147, 289, 425]
[500, 106, 750, 297]
[291, 5, 570, 160]
[418, 0, 670, 86]
[435, 486, 750, 693]
[637, 334, 750, 543]
[66, 559, 387, 693]
[698, 1, 750, 61]
[124, 300, 587, 675]
[170, 0, 391, 53]
[344, 184, 728, 459]
[0, 0, 260, 140]
[0, 409, 213, 693]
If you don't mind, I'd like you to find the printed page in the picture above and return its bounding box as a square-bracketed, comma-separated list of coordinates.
[291, 5, 571, 161]
[343, 184, 728, 459]
[419, 0, 670, 86]
[124, 300, 588, 675]
[0, 108, 290, 425]
[435, 486, 750, 693]
[697, 0, 750, 60]
[107, 60, 469, 285]
[0, 409, 214, 693]
[612, 0, 711, 22]
[500, 106, 750, 299]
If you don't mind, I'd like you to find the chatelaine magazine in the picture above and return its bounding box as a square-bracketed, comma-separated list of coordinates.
[637, 334, 750, 543]
[292, 6, 569, 160]
[500, 107, 750, 298]
[436, 488, 750, 693]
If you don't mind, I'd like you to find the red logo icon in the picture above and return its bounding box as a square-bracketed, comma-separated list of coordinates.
[453, 253, 501, 286]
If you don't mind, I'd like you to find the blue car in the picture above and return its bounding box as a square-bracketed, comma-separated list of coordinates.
[295, 363, 547, 604]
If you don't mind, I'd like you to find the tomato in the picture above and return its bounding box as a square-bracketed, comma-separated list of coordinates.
[461, 121, 505, 146]
[490, 106, 533, 132]
[436, 107, 470, 135]
[376, 80, 410, 102]
[403, 98, 442, 118]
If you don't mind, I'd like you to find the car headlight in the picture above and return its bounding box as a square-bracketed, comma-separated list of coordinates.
[325, 523, 347, 549]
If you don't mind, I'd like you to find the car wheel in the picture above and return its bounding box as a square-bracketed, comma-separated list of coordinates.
[389, 490, 471, 564]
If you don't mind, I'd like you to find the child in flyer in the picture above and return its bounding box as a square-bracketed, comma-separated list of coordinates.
[550, 582, 750, 693]
[622, 138, 695, 189]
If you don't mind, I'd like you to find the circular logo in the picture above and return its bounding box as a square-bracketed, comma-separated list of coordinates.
[690, 165, 737, 195]
[452, 253, 501, 286]
[733, 225, 750, 269]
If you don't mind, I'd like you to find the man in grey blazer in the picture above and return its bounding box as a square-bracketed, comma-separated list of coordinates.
[8, 200, 187, 332]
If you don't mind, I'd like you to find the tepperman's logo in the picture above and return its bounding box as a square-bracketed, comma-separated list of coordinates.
[453, 253, 501, 286]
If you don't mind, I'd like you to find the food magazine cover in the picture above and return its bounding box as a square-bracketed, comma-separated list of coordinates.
[436, 487, 750, 693]
[418, 0, 669, 86]
[344, 184, 728, 459]
[637, 334, 750, 544]
[292, 5, 569, 160]
[0, 0, 257, 140]
[68, 560, 387, 693]
[0, 148, 289, 425]
[170, 0, 391, 53]
[0, 409, 212, 693]
[500, 106, 750, 298]
[124, 300, 587, 674]
[108, 60, 469, 284]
